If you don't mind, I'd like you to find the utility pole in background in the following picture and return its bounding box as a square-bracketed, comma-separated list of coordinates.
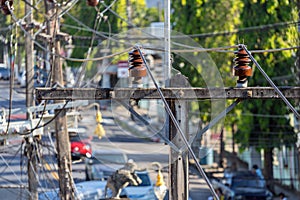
[126, 0, 132, 29]
[25, 0, 38, 199]
[44, 1, 73, 199]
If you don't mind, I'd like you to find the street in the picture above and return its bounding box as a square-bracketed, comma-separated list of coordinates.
[0, 80, 212, 199]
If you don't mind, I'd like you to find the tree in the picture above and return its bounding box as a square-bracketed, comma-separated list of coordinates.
[172, 0, 298, 192]
[234, 0, 298, 191]
[60, 0, 159, 79]
[171, 0, 245, 154]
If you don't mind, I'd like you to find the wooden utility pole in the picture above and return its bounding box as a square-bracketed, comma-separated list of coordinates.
[25, 1, 38, 199]
[168, 75, 190, 200]
[44, 1, 73, 199]
[168, 100, 189, 200]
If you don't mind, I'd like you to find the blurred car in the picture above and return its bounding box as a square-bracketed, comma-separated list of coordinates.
[70, 134, 92, 160]
[18, 71, 26, 87]
[85, 149, 128, 181]
[39, 180, 108, 200]
[123, 170, 158, 200]
[212, 170, 273, 200]
[39, 171, 157, 200]
[18, 69, 48, 88]
[0, 67, 10, 80]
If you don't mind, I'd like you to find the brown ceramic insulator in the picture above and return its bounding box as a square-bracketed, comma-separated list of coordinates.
[233, 48, 252, 77]
[128, 49, 147, 77]
[1, 0, 13, 15]
[86, 0, 99, 6]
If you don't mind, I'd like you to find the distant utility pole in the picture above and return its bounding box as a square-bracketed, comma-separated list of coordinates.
[25, 0, 38, 199]
[126, 0, 132, 29]
[44, 1, 73, 199]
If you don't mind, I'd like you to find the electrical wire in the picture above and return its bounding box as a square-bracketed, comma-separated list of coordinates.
[75, 3, 105, 87]
[0, 145, 22, 176]
[182, 20, 299, 38]
[242, 44, 300, 119]
[19, 100, 70, 135]
[0, 154, 32, 198]
[6, 4, 298, 65]
[6, 3, 127, 65]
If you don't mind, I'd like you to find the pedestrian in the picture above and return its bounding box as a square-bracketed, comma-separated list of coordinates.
[279, 192, 287, 200]
[252, 164, 265, 187]
[252, 164, 264, 180]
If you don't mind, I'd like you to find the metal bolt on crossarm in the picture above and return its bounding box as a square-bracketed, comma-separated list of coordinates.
[233, 45, 252, 87]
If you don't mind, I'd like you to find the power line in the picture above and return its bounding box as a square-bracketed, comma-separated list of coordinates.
[183, 21, 299, 38]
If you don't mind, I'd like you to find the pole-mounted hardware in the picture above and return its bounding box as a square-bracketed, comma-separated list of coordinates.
[233, 45, 252, 87]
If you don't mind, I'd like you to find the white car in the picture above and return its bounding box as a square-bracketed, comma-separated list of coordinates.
[39, 171, 158, 200]
[122, 170, 158, 200]
[39, 180, 107, 200]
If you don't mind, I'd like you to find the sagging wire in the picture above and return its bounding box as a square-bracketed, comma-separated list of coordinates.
[65, 12, 133, 47]
[145, 45, 300, 54]
[81, 12, 113, 88]
[27, 137, 57, 200]
[19, 100, 70, 136]
[21, 0, 49, 19]
[0, 153, 32, 198]
[186, 20, 298, 38]
[135, 46, 220, 200]
[75, 2, 105, 87]
[5, 2, 127, 65]
[0, 144, 22, 178]
[58, 0, 79, 18]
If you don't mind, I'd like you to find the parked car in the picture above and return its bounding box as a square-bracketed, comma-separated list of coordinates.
[70, 134, 92, 160]
[40, 171, 157, 200]
[212, 170, 273, 200]
[18, 71, 26, 87]
[0, 67, 10, 80]
[18, 69, 48, 88]
[85, 149, 128, 181]
[123, 170, 158, 200]
[39, 180, 108, 200]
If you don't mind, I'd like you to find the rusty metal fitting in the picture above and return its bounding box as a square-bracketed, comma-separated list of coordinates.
[128, 49, 147, 87]
[0, 0, 13, 15]
[233, 47, 252, 87]
[86, 0, 99, 6]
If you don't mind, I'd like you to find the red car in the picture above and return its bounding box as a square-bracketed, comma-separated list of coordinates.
[70, 134, 92, 160]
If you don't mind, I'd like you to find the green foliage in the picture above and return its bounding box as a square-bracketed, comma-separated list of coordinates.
[236, 0, 298, 150]
[171, 0, 298, 152]
[171, 0, 244, 125]
[61, 0, 158, 69]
